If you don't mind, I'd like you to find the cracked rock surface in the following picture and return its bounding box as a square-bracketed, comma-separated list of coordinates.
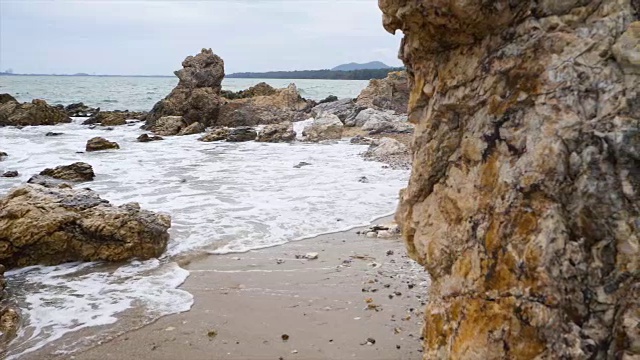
[380, 0, 640, 358]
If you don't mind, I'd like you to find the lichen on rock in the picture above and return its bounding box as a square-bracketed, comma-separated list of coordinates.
[380, 0, 640, 358]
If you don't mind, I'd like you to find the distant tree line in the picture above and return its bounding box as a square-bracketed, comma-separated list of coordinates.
[226, 67, 405, 80]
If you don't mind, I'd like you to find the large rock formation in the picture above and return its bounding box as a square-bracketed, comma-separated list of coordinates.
[145, 48, 225, 129]
[356, 70, 409, 114]
[217, 84, 313, 127]
[0, 185, 171, 269]
[381, 0, 640, 358]
[0, 94, 71, 126]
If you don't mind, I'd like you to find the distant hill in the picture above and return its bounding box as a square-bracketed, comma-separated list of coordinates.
[331, 61, 390, 71]
[226, 67, 403, 81]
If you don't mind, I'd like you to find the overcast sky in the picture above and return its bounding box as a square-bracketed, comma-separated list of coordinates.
[0, 0, 403, 75]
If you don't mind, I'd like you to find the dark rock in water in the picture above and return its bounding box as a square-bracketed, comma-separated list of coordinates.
[317, 95, 339, 105]
[293, 162, 312, 168]
[256, 122, 296, 143]
[36, 162, 95, 182]
[0, 95, 71, 126]
[86, 137, 120, 152]
[137, 133, 164, 142]
[145, 49, 225, 129]
[64, 102, 99, 117]
[0, 184, 172, 269]
[27, 175, 74, 188]
[221, 82, 277, 100]
[1, 171, 18, 178]
[83, 111, 146, 126]
[45, 132, 64, 137]
[358, 176, 369, 183]
[0, 151, 7, 160]
[198, 128, 229, 142]
[226, 127, 257, 142]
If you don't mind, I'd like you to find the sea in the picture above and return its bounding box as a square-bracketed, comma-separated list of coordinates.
[0, 75, 408, 358]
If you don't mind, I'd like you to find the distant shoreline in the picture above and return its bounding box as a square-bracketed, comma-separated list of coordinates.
[0, 73, 174, 78]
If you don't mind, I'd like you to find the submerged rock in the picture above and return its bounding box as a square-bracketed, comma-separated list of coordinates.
[256, 121, 296, 143]
[355, 71, 409, 114]
[381, 0, 640, 358]
[45, 132, 64, 137]
[145, 48, 225, 129]
[34, 162, 95, 182]
[63, 102, 99, 117]
[0, 184, 171, 268]
[226, 127, 257, 142]
[82, 111, 146, 126]
[0, 152, 6, 160]
[86, 137, 120, 152]
[0, 95, 71, 127]
[302, 114, 343, 142]
[198, 128, 230, 142]
[137, 133, 164, 142]
[1, 171, 18, 178]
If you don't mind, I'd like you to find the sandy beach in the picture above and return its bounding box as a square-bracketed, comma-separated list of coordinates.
[23, 218, 429, 360]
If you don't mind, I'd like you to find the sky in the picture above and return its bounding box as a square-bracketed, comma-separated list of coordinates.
[0, 0, 404, 75]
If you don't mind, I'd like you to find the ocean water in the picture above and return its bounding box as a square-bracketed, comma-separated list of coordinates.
[0, 77, 406, 358]
[0, 75, 369, 111]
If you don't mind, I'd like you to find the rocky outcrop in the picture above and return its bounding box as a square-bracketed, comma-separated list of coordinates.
[311, 98, 363, 124]
[356, 71, 409, 114]
[33, 162, 95, 182]
[152, 116, 186, 136]
[83, 111, 146, 126]
[86, 137, 120, 152]
[217, 84, 313, 127]
[198, 128, 229, 142]
[137, 134, 164, 142]
[61, 102, 99, 117]
[226, 127, 257, 142]
[177, 122, 205, 136]
[302, 114, 343, 142]
[0, 95, 71, 126]
[381, 0, 640, 358]
[0, 184, 171, 269]
[145, 49, 225, 129]
[256, 121, 296, 143]
[221, 82, 277, 100]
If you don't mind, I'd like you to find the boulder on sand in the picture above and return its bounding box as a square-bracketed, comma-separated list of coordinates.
[86, 137, 120, 152]
[145, 49, 225, 129]
[256, 122, 296, 143]
[0, 94, 71, 126]
[302, 114, 344, 142]
[0, 184, 172, 269]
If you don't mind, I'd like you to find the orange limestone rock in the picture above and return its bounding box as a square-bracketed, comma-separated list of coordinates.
[380, 0, 640, 358]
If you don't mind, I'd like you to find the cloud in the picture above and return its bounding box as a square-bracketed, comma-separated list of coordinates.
[0, 0, 403, 75]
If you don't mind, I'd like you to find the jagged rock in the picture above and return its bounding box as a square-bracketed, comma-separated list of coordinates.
[355, 71, 409, 114]
[86, 137, 120, 152]
[381, 0, 640, 358]
[137, 134, 164, 142]
[221, 82, 277, 100]
[612, 21, 640, 75]
[226, 127, 257, 142]
[152, 116, 186, 136]
[0, 184, 171, 269]
[256, 121, 296, 143]
[1, 171, 18, 178]
[64, 102, 99, 117]
[218, 84, 313, 127]
[34, 162, 95, 182]
[311, 98, 362, 124]
[302, 114, 344, 142]
[145, 49, 225, 128]
[82, 111, 146, 126]
[0, 95, 71, 126]
[177, 122, 205, 136]
[198, 128, 230, 142]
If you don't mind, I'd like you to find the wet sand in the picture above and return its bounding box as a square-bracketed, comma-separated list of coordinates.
[27, 219, 429, 360]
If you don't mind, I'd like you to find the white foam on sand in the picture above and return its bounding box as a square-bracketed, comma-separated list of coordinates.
[0, 119, 408, 357]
